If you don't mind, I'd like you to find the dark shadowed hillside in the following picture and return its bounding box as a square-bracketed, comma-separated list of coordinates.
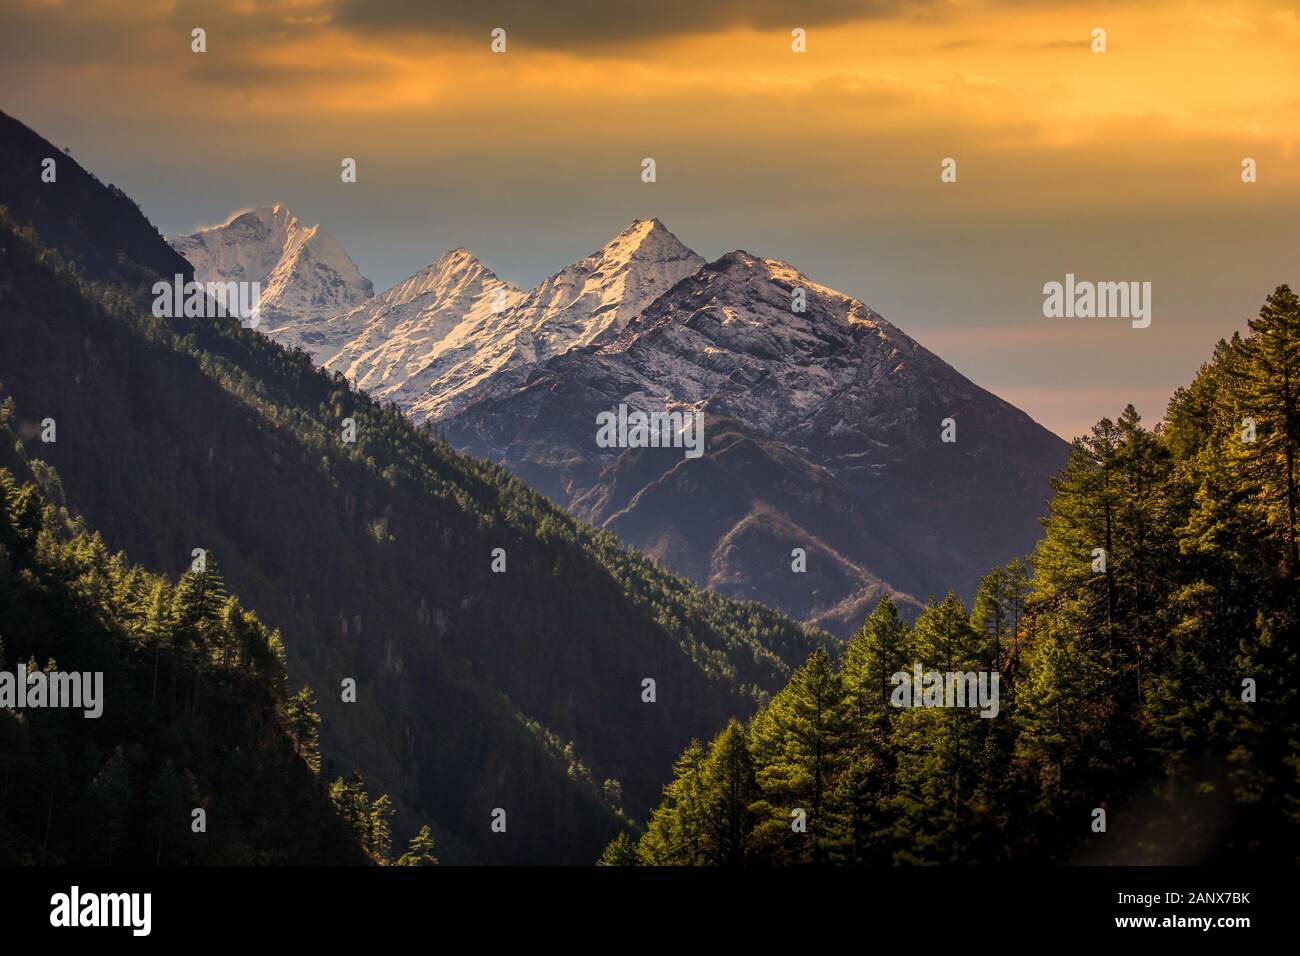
[0, 409, 382, 865]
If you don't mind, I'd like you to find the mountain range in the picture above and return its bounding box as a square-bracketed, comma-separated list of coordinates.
[170, 210, 1069, 633]
[0, 108, 820, 863]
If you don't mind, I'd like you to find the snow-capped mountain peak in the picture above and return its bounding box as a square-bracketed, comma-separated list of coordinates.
[371, 247, 503, 315]
[602, 217, 695, 266]
[167, 205, 374, 361]
[387, 219, 706, 421]
[509, 218, 705, 348]
[322, 249, 521, 396]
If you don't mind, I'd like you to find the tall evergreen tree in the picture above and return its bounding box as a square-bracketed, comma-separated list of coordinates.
[842, 596, 910, 728]
[636, 740, 709, 865]
[1232, 284, 1300, 579]
[699, 719, 759, 865]
[892, 593, 988, 854]
[748, 648, 846, 863]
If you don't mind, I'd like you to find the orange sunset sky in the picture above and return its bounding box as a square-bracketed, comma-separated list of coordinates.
[3, 0, 1299, 438]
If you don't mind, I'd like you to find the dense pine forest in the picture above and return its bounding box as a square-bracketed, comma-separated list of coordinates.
[0, 406, 440, 864]
[0, 110, 821, 863]
[607, 287, 1300, 865]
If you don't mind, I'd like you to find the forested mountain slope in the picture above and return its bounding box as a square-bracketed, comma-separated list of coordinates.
[0, 110, 822, 863]
[0, 407, 392, 864]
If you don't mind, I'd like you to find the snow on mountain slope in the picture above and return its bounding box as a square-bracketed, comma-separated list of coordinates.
[561, 250, 1006, 476]
[440, 248, 978, 470]
[322, 248, 522, 401]
[399, 218, 706, 421]
[168, 212, 702, 420]
[167, 205, 373, 361]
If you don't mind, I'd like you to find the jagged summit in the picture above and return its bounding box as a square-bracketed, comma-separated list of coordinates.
[219, 204, 320, 247]
[400, 247, 501, 295]
[355, 219, 707, 421]
[230, 203, 291, 226]
[617, 218, 689, 255]
[321, 247, 521, 395]
[595, 222, 702, 278]
[168, 205, 373, 360]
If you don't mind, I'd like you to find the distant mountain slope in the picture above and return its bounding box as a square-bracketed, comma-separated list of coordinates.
[168, 204, 373, 358]
[442, 249, 1070, 629]
[0, 112, 822, 863]
[313, 217, 705, 421]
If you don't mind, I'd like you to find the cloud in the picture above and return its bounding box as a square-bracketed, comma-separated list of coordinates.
[0, 0, 314, 70]
[330, 0, 935, 46]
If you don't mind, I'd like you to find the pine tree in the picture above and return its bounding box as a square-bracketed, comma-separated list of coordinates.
[596, 831, 639, 866]
[700, 718, 759, 864]
[395, 824, 440, 866]
[896, 594, 987, 821]
[971, 566, 1009, 670]
[143, 579, 172, 706]
[1020, 412, 1170, 802]
[842, 596, 910, 728]
[284, 687, 323, 774]
[821, 751, 892, 864]
[636, 740, 709, 865]
[1001, 558, 1031, 706]
[1232, 284, 1300, 579]
[368, 794, 395, 863]
[749, 647, 846, 863]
